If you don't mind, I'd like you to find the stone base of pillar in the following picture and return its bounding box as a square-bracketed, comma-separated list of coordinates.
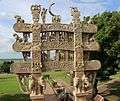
[30, 94, 44, 101]
[94, 94, 104, 101]
[73, 91, 88, 101]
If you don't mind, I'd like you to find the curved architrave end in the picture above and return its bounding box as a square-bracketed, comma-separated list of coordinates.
[12, 41, 32, 52]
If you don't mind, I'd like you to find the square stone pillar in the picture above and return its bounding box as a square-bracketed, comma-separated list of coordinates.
[65, 50, 69, 61]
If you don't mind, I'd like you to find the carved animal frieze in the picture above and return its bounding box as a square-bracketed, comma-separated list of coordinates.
[12, 39, 100, 52]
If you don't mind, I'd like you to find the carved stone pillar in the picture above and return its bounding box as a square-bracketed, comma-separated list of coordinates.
[56, 50, 60, 61]
[71, 7, 88, 101]
[65, 50, 69, 61]
[30, 5, 44, 101]
[47, 50, 50, 60]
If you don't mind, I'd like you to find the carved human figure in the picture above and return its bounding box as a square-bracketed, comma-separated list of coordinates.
[59, 32, 65, 41]
[68, 51, 74, 61]
[23, 33, 30, 42]
[22, 52, 30, 61]
[41, 8, 47, 23]
[74, 75, 89, 93]
[29, 75, 44, 95]
[49, 32, 56, 41]
[59, 50, 65, 61]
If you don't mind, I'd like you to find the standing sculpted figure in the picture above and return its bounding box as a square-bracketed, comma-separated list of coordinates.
[41, 8, 47, 24]
[29, 75, 45, 95]
[74, 75, 89, 93]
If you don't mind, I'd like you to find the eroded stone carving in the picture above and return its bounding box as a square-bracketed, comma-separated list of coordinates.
[49, 3, 61, 23]
[12, 4, 102, 101]
[14, 15, 24, 23]
[41, 8, 47, 24]
[29, 75, 44, 95]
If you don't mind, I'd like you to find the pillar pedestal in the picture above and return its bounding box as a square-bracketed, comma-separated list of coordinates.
[73, 91, 88, 101]
[30, 94, 44, 101]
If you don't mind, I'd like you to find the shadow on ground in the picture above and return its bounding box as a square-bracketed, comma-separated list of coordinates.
[0, 94, 30, 101]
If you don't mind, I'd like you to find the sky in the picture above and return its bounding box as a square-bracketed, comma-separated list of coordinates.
[0, 0, 120, 59]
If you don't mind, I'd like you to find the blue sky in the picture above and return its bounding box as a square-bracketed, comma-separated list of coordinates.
[0, 0, 120, 59]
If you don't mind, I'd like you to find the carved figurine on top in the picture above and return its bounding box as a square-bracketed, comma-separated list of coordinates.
[14, 15, 24, 23]
[71, 7, 80, 18]
[49, 3, 61, 23]
[41, 8, 47, 24]
[31, 5, 41, 23]
[70, 7, 80, 25]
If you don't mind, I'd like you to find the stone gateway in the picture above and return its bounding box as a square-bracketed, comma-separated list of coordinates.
[12, 3, 103, 101]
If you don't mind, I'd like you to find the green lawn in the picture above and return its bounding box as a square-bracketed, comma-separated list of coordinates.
[0, 74, 30, 101]
[0, 71, 69, 101]
[0, 71, 120, 101]
[111, 71, 120, 79]
[0, 74, 21, 95]
[44, 70, 71, 84]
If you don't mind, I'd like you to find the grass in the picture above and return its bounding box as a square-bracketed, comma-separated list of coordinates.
[111, 71, 120, 79]
[0, 71, 120, 101]
[44, 70, 71, 84]
[0, 71, 70, 101]
[0, 74, 21, 95]
[0, 74, 30, 101]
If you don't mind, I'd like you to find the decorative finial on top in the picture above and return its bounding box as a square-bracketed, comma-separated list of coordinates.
[70, 7, 80, 18]
[70, 7, 81, 25]
[31, 5, 41, 23]
[41, 8, 47, 24]
[14, 15, 24, 23]
[49, 3, 61, 23]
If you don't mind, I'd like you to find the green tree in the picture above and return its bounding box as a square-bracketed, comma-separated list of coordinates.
[90, 11, 120, 79]
[1, 61, 14, 73]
